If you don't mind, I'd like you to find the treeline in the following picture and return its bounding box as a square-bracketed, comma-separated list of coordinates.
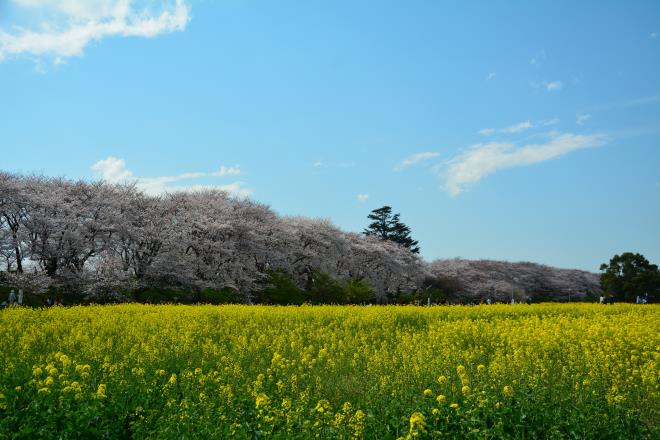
[0, 172, 425, 305]
[429, 259, 602, 302]
[2, 172, 619, 306]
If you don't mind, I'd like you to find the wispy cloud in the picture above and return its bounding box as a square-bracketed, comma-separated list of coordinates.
[620, 95, 660, 107]
[651, 32, 658, 39]
[478, 118, 558, 136]
[356, 194, 369, 202]
[212, 166, 241, 177]
[487, 72, 496, 80]
[576, 113, 592, 125]
[438, 132, 608, 196]
[530, 80, 563, 92]
[530, 50, 546, 66]
[91, 156, 252, 197]
[479, 121, 532, 136]
[394, 152, 440, 171]
[0, 0, 191, 64]
[543, 81, 562, 91]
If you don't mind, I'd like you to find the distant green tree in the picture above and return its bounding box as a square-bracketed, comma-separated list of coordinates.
[599, 252, 660, 301]
[257, 270, 305, 305]
[307, 270, 345, 304]
[363, 206, 420, 254]
[343, 278, 374, 304]
[199, 287, 242, 304]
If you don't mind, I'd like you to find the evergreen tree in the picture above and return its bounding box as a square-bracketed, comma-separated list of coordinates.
[363, 206, 420, 254]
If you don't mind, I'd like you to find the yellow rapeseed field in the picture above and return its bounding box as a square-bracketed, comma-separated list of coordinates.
[0, 304, 658, 439]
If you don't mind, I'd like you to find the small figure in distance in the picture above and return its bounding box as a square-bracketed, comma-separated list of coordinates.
[17, 288, 24, 306]
[599, 295, 605, 304]
[8, 289, 17, 307]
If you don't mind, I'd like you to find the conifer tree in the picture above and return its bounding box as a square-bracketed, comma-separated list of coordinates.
[363, 206, 420, 254]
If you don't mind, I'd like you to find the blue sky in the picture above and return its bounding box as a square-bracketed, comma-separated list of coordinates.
[1, 0, 659, 271]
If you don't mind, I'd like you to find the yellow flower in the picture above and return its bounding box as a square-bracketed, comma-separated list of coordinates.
[255, 393, 270, 409]
[436, 375, 447, 385]
[44, 376, 54, 387]
[477, 364, 486, 373]
[59, 354, 71, 367]
[314, 399, 330, 414]
[168, 374, 177, 386]
[450, 403, 459, 410]
[436, 394, 446, 405]
[156, 369, 165, 376]
[409, 411, 427, 434]
[96, 384, 107, 399]
[423, 388, 433, 397]
[462, 385, 471, 395]
[503, 386, 514, 397]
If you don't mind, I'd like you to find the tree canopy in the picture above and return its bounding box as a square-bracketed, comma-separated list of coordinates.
[363, 206, 420, 254]
[599, 252, 660, 301]
[0, 172, 424, 304]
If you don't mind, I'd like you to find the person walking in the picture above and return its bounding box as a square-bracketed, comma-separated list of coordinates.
[17, 289, 24, 306]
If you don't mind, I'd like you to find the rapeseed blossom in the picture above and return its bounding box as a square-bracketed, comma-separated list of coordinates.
[0, 303, 657, 439]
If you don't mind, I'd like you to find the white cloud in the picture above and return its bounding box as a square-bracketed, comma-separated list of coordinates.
[212, 165, 241, 177]
[395, 152, 440, 171]
[543, 81, 563, 91]
[312, 161, 323, 168]
[439, 132, 607, 196]
[479, 121, 527, 136]
[530, 80, 563, 92]
[487, 72, 496, 80]
[651, 32, 658, 39]
[478, 119, 558, 136]
[539, 118, 560, 127]
[90, 156, 133, 183]
[0, 0, 191, 63]
[356, 194, 369, 202]
[91, 156, 251, 197]
[576, 113, 592, 125]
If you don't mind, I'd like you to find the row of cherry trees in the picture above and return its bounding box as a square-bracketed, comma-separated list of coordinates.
[0, 172, 426, 303]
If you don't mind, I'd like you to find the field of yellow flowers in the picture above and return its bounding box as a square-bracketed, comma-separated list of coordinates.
[0, 304, 658, 439]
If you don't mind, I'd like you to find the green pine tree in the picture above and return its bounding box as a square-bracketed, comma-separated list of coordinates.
[363, 206, 420, 254]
